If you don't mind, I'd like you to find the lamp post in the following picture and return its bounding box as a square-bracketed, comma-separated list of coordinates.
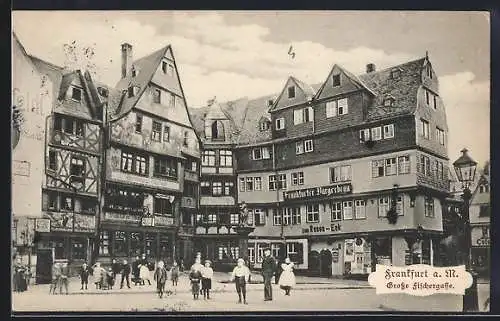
[452, 148, 478, 312]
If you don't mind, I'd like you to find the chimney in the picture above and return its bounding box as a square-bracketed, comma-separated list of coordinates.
[366, 63, 376, 73]
[121, 43, 133, 79]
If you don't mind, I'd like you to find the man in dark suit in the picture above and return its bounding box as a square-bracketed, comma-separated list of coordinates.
[120, 259, 131, 289]
[261, 248, 276, 301]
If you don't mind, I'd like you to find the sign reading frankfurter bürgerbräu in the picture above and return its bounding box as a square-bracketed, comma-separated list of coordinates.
[283, 183, 352, 201]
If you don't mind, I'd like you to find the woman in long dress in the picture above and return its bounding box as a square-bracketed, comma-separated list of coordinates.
[278, 257, 296, 296]
[139, 264, 152, 285]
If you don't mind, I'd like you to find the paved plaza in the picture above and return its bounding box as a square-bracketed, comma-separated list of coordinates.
[12, 272, 490, 313]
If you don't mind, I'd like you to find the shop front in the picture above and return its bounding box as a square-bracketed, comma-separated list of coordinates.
[471, 225, 490, 277]
[99, 212, 177, 267]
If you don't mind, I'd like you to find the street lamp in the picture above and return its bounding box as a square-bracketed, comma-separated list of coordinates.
[452, 148, 479, 312]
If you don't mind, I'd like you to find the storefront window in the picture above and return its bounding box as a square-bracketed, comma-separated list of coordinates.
[248, 245, 255, 263]
[72, 238, 86, 260]
[159, 234, 171, 261]
[114, 231, 128, 257]
[129, 232, 143, 257]
[145, 233, 157, 258]
[421, 239, 431, 265]
[53, 238, 66, 260]
[374, 237, 392, 265]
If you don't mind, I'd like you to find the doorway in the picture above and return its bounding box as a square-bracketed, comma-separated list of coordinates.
[36, 249, 53, 284]
[319, 250, 332, 278]
[308, 251, 320, 276]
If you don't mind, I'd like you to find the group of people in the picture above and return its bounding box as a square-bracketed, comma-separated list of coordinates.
[49, 261, 71, 295]
[13, 258, 30, 293]
[188, 247, 297, 305]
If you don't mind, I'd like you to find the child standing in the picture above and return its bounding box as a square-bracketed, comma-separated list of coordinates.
[189, 266, 202, 300]
[278, 257, 296, 296]
[231, 258, 250, 304]
[201, 260, 214, 300]
[79, 263, 90, 290]
[170, 261, 179, 287]
[154, 261, 168, 298]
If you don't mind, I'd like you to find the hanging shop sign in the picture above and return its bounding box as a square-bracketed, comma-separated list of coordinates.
[302, 223, 341, 235]
[45, 212, 73, 232]
[283, 183, 352, 201]
[154, 216, 174, 226]
[476, 237, 490, 247]
[73, 214, 95, 233]
[35, 218, 51, 233]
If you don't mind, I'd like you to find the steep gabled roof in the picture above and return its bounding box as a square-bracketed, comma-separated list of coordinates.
[111, 46, 170, 120]
[314, 64, 376, 100]
[269, 76, 316, 113]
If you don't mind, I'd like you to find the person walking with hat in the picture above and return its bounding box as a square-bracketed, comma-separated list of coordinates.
[201, 260, 214, 300]
[231, 258, 250, 304]
[261, 247, 277, 301]
[154, 261, 168, 298]
[278, 257, 296, 296]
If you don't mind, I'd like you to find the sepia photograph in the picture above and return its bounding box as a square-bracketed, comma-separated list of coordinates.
[11, 10, 490, 313]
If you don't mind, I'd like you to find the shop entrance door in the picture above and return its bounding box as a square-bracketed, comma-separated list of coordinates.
[308, 251, 320, 276]
[319, 250, 332, 278]
[36, 249, 52, 284]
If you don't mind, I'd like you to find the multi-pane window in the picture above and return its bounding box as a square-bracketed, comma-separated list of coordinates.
[169, 93, 176, 107]
[71, 86, 82, 101]
[385, 158, 397, 176]
[296, 141, 304, 155]
[275, 118, 285, 130]
[304, 140, 314, 152]
[230, 213, 239, 225]
[330, 165, 352, 182]
[398, 155, 411, 174]
[371, 127, 382, 141]
[332, 74, 341, 87]
[325, 98, 348, 117]
[163, 125, 170, 142]
[283, 208, 291, 225]
[70, 157, 85, 178]
[239, 178, 246, 192]
[293, 107, 314, 125]
[212, 182, 223, 196]
[355, 200, 366, 219]
[62, 195, 74, 211]
[420, 155, 431, 176]
[288, 86, 295, 98]
[278, 174, 287, 190]
[246, 177, 254, 191]
[154, 156, 178, 179]
[291, 172, 304, 185]
[435, 160, 444, 180]
[135, 155, 148, 175]
[254, 177, 262, 191]
[271, 244, 281, 259]
[248, 247, 255, 263]
[219, 150, 233, 167]
[223, 182, 234, 196]
[396, 196, 403, 215]
[290, 207, 301, 225]
[378, 197, 391, 217]
[306, 204, 320, 223]
[436, 128, 445, 145]
[121, 151, 148, 175]
[383, 124, 394, 139]
[135, 114, 143, 133]
[342, 201, 353, 220]
[183, 131, 189, 147]
[331, 202, 342, 221]
[259, 120, 270, 131]
[359, 129, 371, 142]
[273, 208, 283, 226]
[151, 121, 162, 142]
[372, 160, 384, 178]
[269, 175, 277, 191]
[479, 184, 490, 194]
[200, 182, 211, 196]
[72, 239, 86, 260]
[202, 150, 216, 166]
[424, 196, 435, 217]
[421, 119, 430, 139]
[254, 209, 265, 226]
[154, 197, 173, 215]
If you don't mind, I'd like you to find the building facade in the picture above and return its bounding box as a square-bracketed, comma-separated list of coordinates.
[100, 43, 200, 266]
[469, 172, 490, 276]
[12, 33, 54, 280]
[32, 56, 104, 276]
[228, 56, 450, 277]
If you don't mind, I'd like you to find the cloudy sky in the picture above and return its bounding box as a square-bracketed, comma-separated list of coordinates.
[12, 11, 490, 166]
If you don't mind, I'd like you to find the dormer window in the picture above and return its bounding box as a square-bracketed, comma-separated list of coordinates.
[128, 86, 140, 98]
[332, 74, 341, 87]
[71, 86, 82, 102]
[259, 120, 270, 131]
[391, 69, 401, 79]
[131, 66, 138, 77]
[383, 97, 395, 107]
[183, 131, 189, 147]
[426, 65, 433, 79]
[287, 86, 295, 99]
[162, 61, 174, 77]
[153, 88, 161, 103]
[267, 99, 274, 107]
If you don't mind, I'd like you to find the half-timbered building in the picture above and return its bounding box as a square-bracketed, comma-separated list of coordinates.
[101, 43, 201, 266]
[31, 56, 104, 274]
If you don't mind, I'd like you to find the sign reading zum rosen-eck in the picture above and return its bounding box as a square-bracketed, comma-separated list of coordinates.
[283, 183, 353, 201]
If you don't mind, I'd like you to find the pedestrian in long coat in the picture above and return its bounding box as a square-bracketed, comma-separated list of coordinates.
[79, 263, 90, 290]
[132, 256, 141, 285]
[111, 258, 121, 280]
[92, 262, 105, 289]
[49, 262, 61, 294]
[120, 259, 131, 289]
[13, 259, 28, 292]
[139, 264, 152, 285]
[154, 261, 168, 298]
[261, 248, 276, 301]
[278, 257, 296, 296]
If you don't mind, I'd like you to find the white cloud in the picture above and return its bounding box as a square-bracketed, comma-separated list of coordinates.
[12, 11, 490, 164]
[440, 72, 490, 166]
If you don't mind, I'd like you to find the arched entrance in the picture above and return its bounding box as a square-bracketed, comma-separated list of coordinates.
[319, 249, 332, 278]
[308, 250, 320, 277]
